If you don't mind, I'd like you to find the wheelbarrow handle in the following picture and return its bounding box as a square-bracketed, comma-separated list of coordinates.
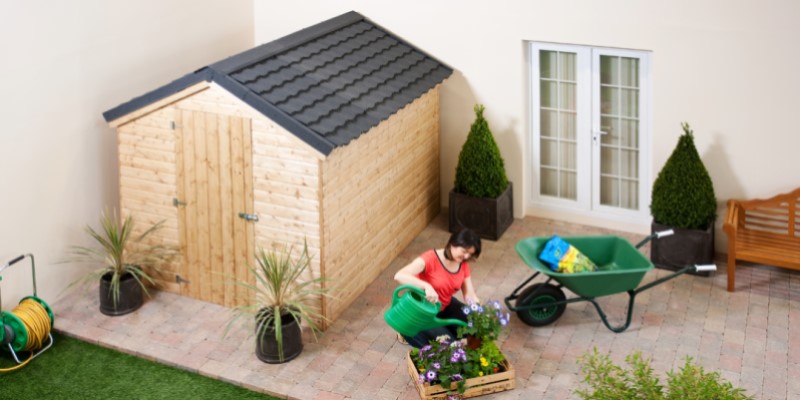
[694, 264, 717, 272]
[634, 230, 674, 249]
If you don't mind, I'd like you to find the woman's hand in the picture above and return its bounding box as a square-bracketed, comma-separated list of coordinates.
[465, 292, 480, 305]
[424, 286, 439, 304]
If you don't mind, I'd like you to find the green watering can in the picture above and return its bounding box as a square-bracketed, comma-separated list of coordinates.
[384, 285, 467, 337]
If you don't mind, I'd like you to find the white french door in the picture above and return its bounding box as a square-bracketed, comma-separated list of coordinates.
[530, 42, 651, 222]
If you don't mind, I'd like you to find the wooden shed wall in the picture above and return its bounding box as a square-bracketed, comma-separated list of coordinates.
[114, 83, 441, 326]
[116, 84, 324, 309]
[320, 87, 441, 323]
[173, 85, 324, 308]
[117, 106, 182, 293]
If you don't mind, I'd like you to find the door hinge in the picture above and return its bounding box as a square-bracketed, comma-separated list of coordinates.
[173, 198, 187, 207]
[170, 121, 182, 130]
[176, 275, 190, 284]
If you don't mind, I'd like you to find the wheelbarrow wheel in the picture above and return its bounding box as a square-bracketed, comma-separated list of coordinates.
[515, 283, 566, 327]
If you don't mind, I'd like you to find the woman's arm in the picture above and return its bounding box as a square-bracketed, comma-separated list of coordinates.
[461, 276, 480, 304]
[394, 257, 439, 303]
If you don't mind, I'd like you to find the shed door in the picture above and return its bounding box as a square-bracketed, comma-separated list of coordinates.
[174, 109, 255, 307]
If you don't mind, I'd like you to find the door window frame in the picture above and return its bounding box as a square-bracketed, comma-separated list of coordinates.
[528, 42, 652, 224]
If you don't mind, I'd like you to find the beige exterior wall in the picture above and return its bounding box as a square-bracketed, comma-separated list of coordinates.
[321, 88, 441, 323]
[255, 0, 800, 253]
[0, 1, 253, 307]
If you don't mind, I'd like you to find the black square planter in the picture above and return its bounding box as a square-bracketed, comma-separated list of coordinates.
[650, 221, 715, 276]
[449, 182, 513, 241]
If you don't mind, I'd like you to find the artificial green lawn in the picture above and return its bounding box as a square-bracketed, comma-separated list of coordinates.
[1, 333, 279, 400]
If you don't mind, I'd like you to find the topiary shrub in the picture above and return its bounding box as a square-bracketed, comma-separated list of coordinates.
[650, 122, 716, 230]
[454, 104, 509, 198]
[576, 348, 753, 400]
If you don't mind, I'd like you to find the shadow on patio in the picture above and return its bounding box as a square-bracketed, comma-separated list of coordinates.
[54, 214, 800, 400]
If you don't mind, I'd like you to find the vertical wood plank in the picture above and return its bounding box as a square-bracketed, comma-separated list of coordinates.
[181, 109, 199, 299]
[217, 115, 235, 307]
[205, 112, 223, 305]
[230, 116, 248, 305]
[193, 110, 211, 301]
[241, 118, 255, 306]
[175, 110, 188, 297]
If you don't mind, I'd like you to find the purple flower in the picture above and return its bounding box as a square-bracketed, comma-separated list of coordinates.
[451, 373, 463, 381]
[432, 362, 441, 370]
[462, 306, 470, 315]
[421, 345, 432, 353]
[500, 318, 508, 326]
[425, 370, 437, 382]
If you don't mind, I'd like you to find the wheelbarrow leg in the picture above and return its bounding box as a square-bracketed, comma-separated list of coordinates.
[589, 264, 717, 333]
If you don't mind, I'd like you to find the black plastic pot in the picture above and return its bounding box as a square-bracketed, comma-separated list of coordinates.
[449, 182, 513, 241]
[99, 272, 144, 316]
[650, 221, 715, 276]
[255, 309, 303, 364]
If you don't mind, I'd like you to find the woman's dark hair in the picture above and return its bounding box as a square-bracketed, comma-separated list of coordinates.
[444, 229, 482, 260]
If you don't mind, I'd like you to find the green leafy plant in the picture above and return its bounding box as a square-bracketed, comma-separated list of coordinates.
[67, 209, 177, 307]
[456, 300, 510, 342]
[411, 337, 506, 397]
[453, 104, 509, 198]
[576, 348, 753, 399]
[650, 122, 716, 230]
[227, 240, 329, 362]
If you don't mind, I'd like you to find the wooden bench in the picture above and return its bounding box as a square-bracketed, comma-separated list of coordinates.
[723, 188, 800, 292]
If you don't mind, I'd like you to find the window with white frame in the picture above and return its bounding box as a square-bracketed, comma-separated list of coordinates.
[529, 42, 651, 223]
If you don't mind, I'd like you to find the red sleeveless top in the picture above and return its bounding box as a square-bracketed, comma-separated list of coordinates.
[416, 249, 471, 310]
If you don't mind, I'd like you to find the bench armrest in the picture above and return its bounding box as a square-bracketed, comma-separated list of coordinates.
[723, 199, 742, 237]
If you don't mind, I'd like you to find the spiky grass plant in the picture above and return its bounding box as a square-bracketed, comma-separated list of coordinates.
[67, 209, 176, 308]
[228, 240, 329, 362]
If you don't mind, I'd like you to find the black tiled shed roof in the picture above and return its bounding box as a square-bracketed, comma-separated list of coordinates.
[103, 11, 453, 155]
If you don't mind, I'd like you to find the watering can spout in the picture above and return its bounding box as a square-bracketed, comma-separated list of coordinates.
[383, 285, 467, 337]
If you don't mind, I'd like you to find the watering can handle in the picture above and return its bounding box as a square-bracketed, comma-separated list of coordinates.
[391, 285, 468, 328]
[392, 284, 441, 309]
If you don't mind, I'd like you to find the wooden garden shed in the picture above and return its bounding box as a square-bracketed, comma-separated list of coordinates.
[102, 11, 452, 327]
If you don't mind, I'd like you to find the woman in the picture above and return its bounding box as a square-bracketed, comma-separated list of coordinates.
[393, 228, 482, 347]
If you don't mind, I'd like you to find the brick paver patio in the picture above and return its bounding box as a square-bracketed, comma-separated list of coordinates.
[54, 215, 800, 399]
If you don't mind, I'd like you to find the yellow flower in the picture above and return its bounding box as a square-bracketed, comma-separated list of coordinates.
[479, 371, 484, 376]
[480, 357, 488, 367]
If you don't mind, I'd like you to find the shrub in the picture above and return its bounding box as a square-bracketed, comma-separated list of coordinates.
[650, 122, 716, 230]
[576, 348, 753, 399]
[453, 104, 508, 198]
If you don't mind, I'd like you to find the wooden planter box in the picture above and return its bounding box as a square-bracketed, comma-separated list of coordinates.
[405, 351, 515, 399]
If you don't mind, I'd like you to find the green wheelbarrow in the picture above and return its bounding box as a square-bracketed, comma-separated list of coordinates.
[504, 232, 716, 333]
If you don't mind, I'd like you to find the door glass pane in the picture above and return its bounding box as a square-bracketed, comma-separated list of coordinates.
[560, 112, 576, 140]
[541, 168, 558, 196]
[559, 82, 577, 110]
[540, 50, 556, 79]
[541, 81, 557, 108]
[541, 139, 557, 167]
[539, 50, 577, 201]
[541, 110, 557, 137]
[560, 171, 577, 200]
[559, 53, 576, 81]
[620, 57, 639, 88]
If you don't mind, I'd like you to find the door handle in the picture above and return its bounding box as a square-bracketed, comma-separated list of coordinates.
[238, 212, 259, 222]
